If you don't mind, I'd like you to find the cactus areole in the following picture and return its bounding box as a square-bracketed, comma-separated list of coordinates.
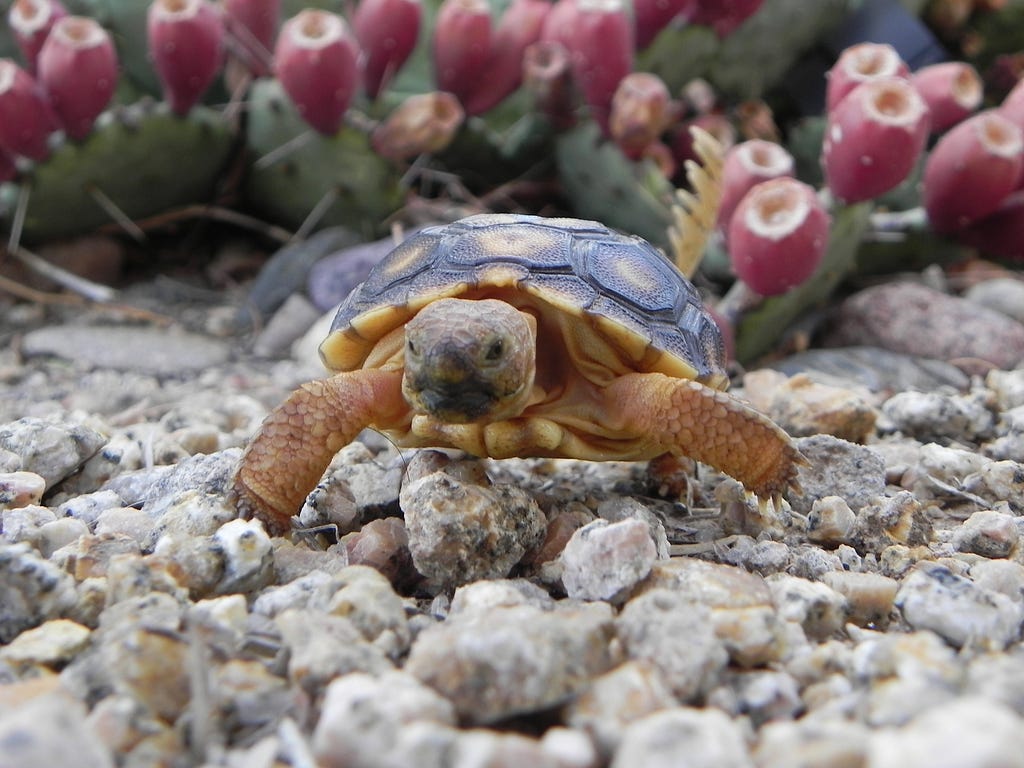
[231, 214, 804, 534]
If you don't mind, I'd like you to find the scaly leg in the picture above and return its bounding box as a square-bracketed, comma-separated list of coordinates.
[604, 372, 805, 500]
[231, 369, 407, 535]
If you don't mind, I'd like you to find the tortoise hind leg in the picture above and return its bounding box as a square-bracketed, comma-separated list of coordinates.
[231, 368, 407, 535]
[604, 372, 805, 500]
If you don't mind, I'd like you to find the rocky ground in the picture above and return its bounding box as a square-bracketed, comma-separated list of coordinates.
[2, 258, 1024, 768]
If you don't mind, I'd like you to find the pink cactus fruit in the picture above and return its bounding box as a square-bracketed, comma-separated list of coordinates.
[148, 0, 225, 116]
[728, 178, 830, 296]
[432, 0, 491, 106]
[1002, 78, 1024, 128]
[821, 76, 930, 203]
[462, 0, 550, 115]
[633, 0, 698, 50]
[353, 0, 421, 99]
[36, 16, 117, 140]
[372, 91, 465, 160]
[669, 113, 736, 171]
[689, 0, 764, 37]
[522, 40, 575, 128]
[274, 10, 360, 135]
[825, 42, 909, 113]
[923, 109, 1023, 234]
[223, 0, 280, 77]
[911, 62, 982, 134]
[0, 59, 58, 160]
[639, 140, 676, 178]
[0, 148, 16, 182]
[956, 190, 1024, 260]
[542, 0, 633, 132]
[8, 0, 68, 73]
[608, 72, 672, 158]
[717, 139, 794, 234]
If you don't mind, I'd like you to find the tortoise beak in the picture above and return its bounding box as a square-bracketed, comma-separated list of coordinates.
[405, 344, 499, 422]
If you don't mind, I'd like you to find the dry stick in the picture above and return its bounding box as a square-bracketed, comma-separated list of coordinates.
[294, 186, 340, 241]
[100, 204, 294, 244]
[85, 184, 147, 242]
[254, 129, 315, 170]
[12, 246, 118, 302]
[0, 273, 84, 305]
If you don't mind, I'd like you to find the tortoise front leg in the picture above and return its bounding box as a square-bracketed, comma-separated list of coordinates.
[231, 368, 407, 535]
[605, 372, 805, 500]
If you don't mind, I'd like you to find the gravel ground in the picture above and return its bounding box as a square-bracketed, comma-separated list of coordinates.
[3, 275, 1024, 768]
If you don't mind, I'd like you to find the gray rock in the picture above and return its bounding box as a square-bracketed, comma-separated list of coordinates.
[212, 518, 275, 594]
[449, 578, 555, 616]
[138, 448, 241, 519]
[882, 390, 996, 443]
[401, 472, 547, 589]
[594, 496, 670, 559]
[961, 460, 1024, 514]
[58, 490, 124, 527]
[22, 324, 230, 374]
[330, 442, 403, 521]
[0, 542, 78, 642]
[769, 346, 969, 393]
[611, 707, 754, 768]
[826, 282, 1024, 369]
[964, 277, 1024, 324]
[987, 368, 1024, 410]
[896, 562, 1024, 650]
[821, 571, 899, 628]
[561, 518, 658, 603]
[405, 602, 615, 723]
[325, 565, 411, 658]
[953, 509, 1020, 559]
[0, 471, 46, 509]
[616, 589, 728, 701]
[727, 669, 802, 726]
[850, 491, 933, 555]
[806, 495, 857, 545]
[1, 504, 57, 547]
[0, 417, 107, 489]
[790, 435, 886, 514]
[755, 719, 870, 768]
[0, 690, 114, 767]
[766, 573, 848, 640]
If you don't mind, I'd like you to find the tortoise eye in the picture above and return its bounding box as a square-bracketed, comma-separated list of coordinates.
[406, 339, 418, 356]
[485, 339, 504, 361]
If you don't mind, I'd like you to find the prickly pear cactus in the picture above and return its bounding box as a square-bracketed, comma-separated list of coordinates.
[0, 101, 234, 242]
[243, 79, 404, 237]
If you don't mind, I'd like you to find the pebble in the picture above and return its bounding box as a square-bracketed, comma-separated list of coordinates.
[969, 559, 1024, 603]
[769, 346, 969, 393]
[299, 475, 359, 534]
[0, 690, 115, 768]
[827, 282, 1024, 369]
[790, 435, 886, 514]
[212, 518, 275, 594]
[561, 518, 658, 603]
[806, 495, 857, 545]
[611, 707, 754, 768]
[882, 390, 996, 443]
[329, 442, 403, 521]
[401, 472, 547, 589]
[766, 573, 847, 640]
[341, 517, 415, 588]
[964, 277, 1024, 324]
[961, 460, 1024, 514]
[0, 471, 46, 509]
[895, 562, 1024, 650]
[449, 578, 554, 616]
[58, 489, 124, 527]
[0, 417, 107, 489]
[755, 718, 870, 768]
[987, 368, 1024, 410]
[850, 491, 932, 555]
[594, 496, 670, 559]
[0, 542, 78, 642]
[325, 565, 411, 658]
[0, 619, 91, 669]
[106, 626, 191, 722]
[722, 669, 803, 726]
[953, 509, 1020, 558]
[742, 370, 878, 443]
[405, 602, 615, 723]
[820, 571, 899, 628]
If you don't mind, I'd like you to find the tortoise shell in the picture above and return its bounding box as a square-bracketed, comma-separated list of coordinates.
[319, 213, 728, 389]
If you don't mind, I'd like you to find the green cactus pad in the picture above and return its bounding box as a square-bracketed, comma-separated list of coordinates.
[243, 79, 404, 238]
[0, 101, 234, 242]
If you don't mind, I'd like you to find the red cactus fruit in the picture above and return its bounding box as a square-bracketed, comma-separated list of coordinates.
[669, 113, 736, 171]
[1000, 78, 1024, 128]
[608, 72, 672, 158]
[522, 40, 575, 129]
[542, 0, 633, 133]
[8, 0, 67, 73]
[690, 0, 764, 37]
[956, 190, 1024, 260]
[633, 0, 698, 49]
[821, 76, 930, 203]
[911, 62, 981, 134]
[0, 59, 58, 160]
[717, 139, 794, 234]
[639, 140, 676, 178]
[274, 10, 360, 135]
[223, 0, 280, 77]
[372, 91, 465, 160]
[353, 0, 421, 99]
[149, 0, 225, 116]
[462, 0, 550, 115]
[728, 177, 831, 296]
[37, 16, 117, 140]
[825, 42, 909, 113]
[432, 0, 491, 106]
[923, 109, 1024, 233]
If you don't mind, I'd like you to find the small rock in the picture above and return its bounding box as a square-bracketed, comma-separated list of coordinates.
[867, 696, 1024, 768]
[826, 282, 1024, 369]
[0, 417, 107, 489]
[299, 475, 359, 535]
[755, 718, 870, 768]
[151, 534, 224, 599]
[36, 517, 89, 558]
[964, 651, 1024, 713]
[312, 671, 457, 768]
[212, 518, 275, 594]
[0, 690, 115, 767]
[766, 573, 847, 640]
[769, 346, 969, 393]
[850, 492, 933, 554]
[611, 707, 754, 768]
[212, 658, 297, 737]
[594, 497, 670, 560]
[821, 571, 899, 628]
[987, 368, 1024, 410]
[329, 442, 403, 520]
[401, 472, 547, 589]
[540, 727, 599, 768]
[449, 578, 554, 616]
[405, 602, 614, 723]
[271, 538, 350, 584]
[252, 293, 321, 358]
[58, 489, 124, 527]
[139, 448, 241, 523]
[107, 626, 191, 722]
[790, 435, 886, 514]
[252, 571, 338, 617]
[725, 669, 802, 726]
[341, 517, 414, 588]
[882, 390, 996, 443]
[969, 559, 1024, 603]
[0, 619, 91, 668]
[953, 509, 1020, 559]
[742, 370, 877, 443]
[326, 565, 411, 658]
[964, 277, 1024, 323]
[806, 495, 857, 545]
[0, 471, 46, 509]
[896, 562, 1024, 650]
[564, 660, 677, 758]
[94, 506, 158, 547]
[616, 589, 728, 701]
[961, 460, 1024, 514]
[1, 504, 57, 547]
[561, 518, 658, 603]
[0, 542, 78, 642]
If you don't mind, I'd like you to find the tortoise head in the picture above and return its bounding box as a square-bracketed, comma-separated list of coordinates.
[402, 298, 537, 423]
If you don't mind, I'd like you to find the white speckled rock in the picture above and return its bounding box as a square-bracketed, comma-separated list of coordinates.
[821, 570, 899, 628]
[790, 435, 886, 514]
[806, 495, 857, 545]
[36, 516, 89, 557]
[882, 390, 996, 443]
[0, 690, 114, 767]
[987, 368, 1024, 410]
[326, 565, 411, 658]
[212, 518, 275, 594]
[953, 509, 1020, 558]
[0, 542, 78, 642]
[449, 578, 555, 616]
[896, 562, 1024, 650]
[766, 573, 848, 640]
[611, 707, 754, 768]
[562, 518, 658, 603]
[0, 618, 91, 668]
[755, 717, 870, 768]
[961, 460, 1024, 514]
[0, 417, 107, 489]
[1, 504, 56, 546]
[299, 474, 360, 534]
[0, 471, 46, 509]
[969, 559, 1024, 603]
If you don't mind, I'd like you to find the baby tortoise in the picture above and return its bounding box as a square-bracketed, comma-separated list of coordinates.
[232, 213, 803, 534]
